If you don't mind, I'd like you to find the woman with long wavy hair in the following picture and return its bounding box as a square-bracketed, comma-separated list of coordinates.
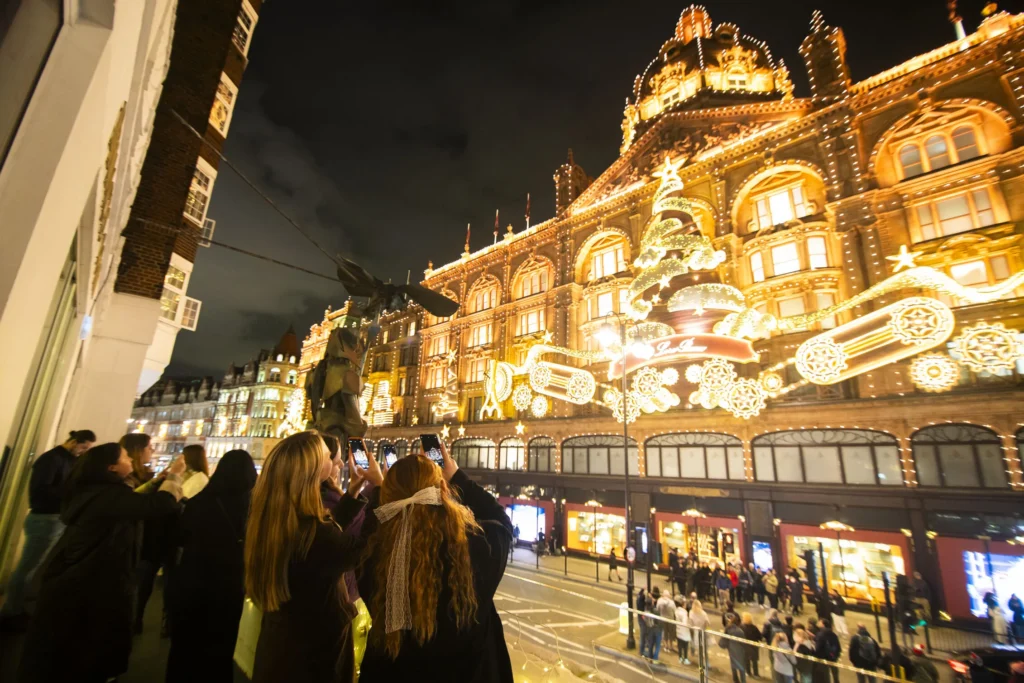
[119, 432, 154, 489]
[357, 440, 514, 682]
[245, 431, 381, 683]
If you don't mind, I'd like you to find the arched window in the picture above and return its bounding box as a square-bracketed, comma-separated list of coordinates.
[528, 437, 556, 472]
[515, 258, 551, 299]
[912, 424, 1007, 488]
[925, 135, 950, 171]
[268, 368, 281, 383]
[752, 429, 903, 486]
[286, 370, 297, 385]
[561, 435, 638, 475]
[586, 235, 627, 281]
[646, 433, 745, 480]
[451, 438, 495, 469]
[394, 439, 408, 459]
[899, 144, 923, 179]
[499, 438, 525, 470]
[951, 126, 980, 162]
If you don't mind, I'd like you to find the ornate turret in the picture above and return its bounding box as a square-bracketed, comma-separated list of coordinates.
[553, 149, 592, 216]
[799, 10, 850, 105]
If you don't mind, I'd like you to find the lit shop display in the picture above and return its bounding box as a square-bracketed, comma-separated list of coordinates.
[506, 504, 547, 544]
[787, 535, 905, 602]
[963, 551, 1024, 619]
[658, 517, 741, 567]
[567, 509, 626, 556]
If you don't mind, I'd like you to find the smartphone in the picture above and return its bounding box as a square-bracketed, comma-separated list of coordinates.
[419, 434, 445, 467]
[349, 438, 370, 469]
[383, 444, 398, 468]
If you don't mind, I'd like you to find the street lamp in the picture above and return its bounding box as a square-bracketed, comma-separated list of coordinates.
[597, 319, 637, 650]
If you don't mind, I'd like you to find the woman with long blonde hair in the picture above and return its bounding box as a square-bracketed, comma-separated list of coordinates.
[245, 431, 381, 683]
[357, 440, 514, 681]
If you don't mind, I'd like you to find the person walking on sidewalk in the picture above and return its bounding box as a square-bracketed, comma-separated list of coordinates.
[765, 570, 780, 610]
[676, 596, 692, 665]
[657, 586, 677, 654]
[642, 587, 665, 660]
[720, 614, 748, 683]
[849, 623, 880, 683]
[742, 612, 763, 677]
[773, 631, 797, 683]
[637, 588, 649, 655]
[0, 429, 94, 632]
[608, 547, 622, 581]
[690, 599, 711, 670]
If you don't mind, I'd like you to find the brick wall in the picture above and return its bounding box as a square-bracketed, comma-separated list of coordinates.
[116, 0, 258, 299]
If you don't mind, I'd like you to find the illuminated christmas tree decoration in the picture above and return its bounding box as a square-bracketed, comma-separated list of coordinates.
[909, 353, 959, 392]
[950, 323, 1024, 373]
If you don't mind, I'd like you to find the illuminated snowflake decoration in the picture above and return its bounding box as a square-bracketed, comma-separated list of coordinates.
[886, 298, 954, 346]
[632, 367, 664, 397]
[759, 371, 785, 394]
[512, 384, 533, 411]
[566, 370, 597, 404]
[530, 395, 549, 418]
[529, 364, 552, 391]
[721, 378, 767, 420]
[950, 323, 1024, 373]
[604, 388, 641, 424]
[684, 364, 703, 383]
[909, 353, 959, 392]
[661, 367, 680, 386]
[698, 358, 737, 392]
[795, 337, 848, 384]
[493, 362, 514, 402]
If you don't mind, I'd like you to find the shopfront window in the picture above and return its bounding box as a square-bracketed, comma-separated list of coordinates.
[753, 430, 903, 486]
[567, 508, 626, 555]
[787, 535, 904, 602]
[561, 435, 638, 475]
[499, 438, 525, 470]
[911, 424, 1007, 488]
[646, 433, 745, 480]
[659, 518, 741, 567]
[451, 438, 495, 469]
[506, 504, 546, 543]
[528, 437, 556, 472]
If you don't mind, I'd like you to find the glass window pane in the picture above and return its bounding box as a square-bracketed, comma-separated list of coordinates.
[977, 444, 1007, 488]
[952, 126, 979, 162]
[792, 185, 807, 216]
[803, 446, 842, 483]
[971, 189, 994, 226]
[914, 445, 940, 486]
[768, 190, 794, 224]
[772, 243, 800, 275]
[775, 446, 803, 482]
[609, 447, 626, 475]
[574, 449, 588, 473]
[900, 144, 923, 178]
[680, 447, 706, 478]
[756, 199, 771, 228]
[925, 135, 950, 170]
[938, 444, 980, 487]
[750, 252, 764, 282]
[706, 447, 728, 479]
[590, 447, 609, 474]
[778, 296, 805, 318]
[991, 255, 1010, 281]
[629, 447, 639, 476]
[816, 292, 837, 329]
[950, 260, 988, 287]
[916, 205, 936, 241]
[874, 446, 903, 486]
[936, 195, 974, 236]
[841, 446, 876, 484]
[647, 447, 662, 477]
[754, 446, 775, 481]
[807, 237, 827, 269]
[663, 447, 680, 477]
[727, 447, 746, 480]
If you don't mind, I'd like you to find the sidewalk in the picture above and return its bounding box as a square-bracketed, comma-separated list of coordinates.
[507, 546, 995, 657]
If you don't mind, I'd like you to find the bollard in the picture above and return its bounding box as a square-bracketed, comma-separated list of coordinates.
[923, 621, 932, 654]
[563, 547, 568, 576]
[872, 599, 883, 642]
[596, 555, 600, 582]
[535, 546, 539, 570]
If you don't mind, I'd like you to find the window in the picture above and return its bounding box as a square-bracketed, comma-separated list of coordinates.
[940, 256, 1013, 306]
[807, 237, 828, 269]
[466, 396, 484, 423]
[499, 439, 525, 470]
[596, 292, 614, 318]
[726, 71, 747, 88]
[468, 358, 488, 383]
[753, 184, 810, 230]
[952, 126, 980, 161]
[816, 292, 837, 329]
[528, 437, 556, 472]
[771, 243, 800, 276]
[591, 243, 626, 280]
[750, 252, 765, 283]
[232, 0, 258, 55]
[778, 296, 805, 318]
[753, 430, 903, 486]
[950, 261, 988, 287]
[469, 323, 492, 347]
[899, 144, 923, 178]
[209, 73, 238, 136]
[381, 329, 390, 344]
[561, 435, 639, 475]
[398, 376, 407, 396]
[470, 286, 496, 313]
[184, 158, 216, 225]
[912, 424, 1007, 488]
[645, 433, 745, 480]
[200, 219, 215, 247]
[924, 135, 950, 171]
[913, 188, 997, 240]
[452, 439, 495, 469]
[516, 309, 545, 336]
[518, 268, 549, 298]
[160, 265, 197, 328]
[430, 335, 449, 357]
[426, 366, 445, 389]
[408, 321, 417, 336]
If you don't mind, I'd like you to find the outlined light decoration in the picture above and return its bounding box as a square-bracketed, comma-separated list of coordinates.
[512, 384, 533, 411]
[950, 322, 1024, 373]
[909, 353, 959, 392]
[530, 395, 549, 418]
[371, 380, 394, 426]
[722, 378, 767, 419]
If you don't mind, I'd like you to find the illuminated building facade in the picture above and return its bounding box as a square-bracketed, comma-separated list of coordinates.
[331, 7, 1024, 621]
[130, 378, 220, 466]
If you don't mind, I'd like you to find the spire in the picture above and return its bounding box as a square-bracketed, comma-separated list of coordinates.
[567, 148, 575, 166]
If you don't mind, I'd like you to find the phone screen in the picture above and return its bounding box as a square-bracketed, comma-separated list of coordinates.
[383, 445, 398, 468]
[419, 434, 444, 467]
[349, 438, 370, 469]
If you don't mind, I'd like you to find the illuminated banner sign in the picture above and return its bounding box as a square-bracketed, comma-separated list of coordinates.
[607, 333, 759, 379]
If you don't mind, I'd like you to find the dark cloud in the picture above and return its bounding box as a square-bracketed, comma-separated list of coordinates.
[168, 0, 1021, 377]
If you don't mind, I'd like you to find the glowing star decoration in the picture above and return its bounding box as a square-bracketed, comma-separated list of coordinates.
[909, 353, 960, 392]
[440, 424, 450, 439]
[951, 323, 1024, 373]
[512, 384, 533, 411]
[886, 245, 923, 272]
[457, 425, 466, 437]
[530, 395, 549, 418]
[759, 371, 785, 394]
[795, 337, 849, 384]
[887, 299, 954, 346]
[515, 421, 526, 435]
[722, 378, 767, 419]
[541, 330, 554, 343]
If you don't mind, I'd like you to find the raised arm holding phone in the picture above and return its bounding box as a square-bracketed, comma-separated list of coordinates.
[357, 437, 515, 682]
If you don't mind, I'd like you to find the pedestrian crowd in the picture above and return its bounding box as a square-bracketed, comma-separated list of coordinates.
[0, 428, 515, 683]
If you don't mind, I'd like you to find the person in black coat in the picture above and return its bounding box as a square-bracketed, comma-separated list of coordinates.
[17, 443, 184, 683]
[813, 618, 841, 683]
[165, 450, 258, 683]
[245, 431, 380, 683]
[357, 441, 514, 683]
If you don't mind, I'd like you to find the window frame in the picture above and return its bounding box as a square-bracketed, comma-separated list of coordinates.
[645, 433, 745, 481]
[895, 121, 987, 181]
[910, 186, 998, 241]
[750, 252, 765, 283]
[499, 438, 526, 471]
[528, 437, 556, 472]
[752, 429, 905, 487]
[561, 435, 639, 475]
[451, 438, 496, 469]
[232, 0, 259, 57]
[209, 72, 239, 137]
[183, 156, 217, 226]
[468, 323, 492, 348]
[911, 424, 1007, 489]
[771, 242, 801, 276]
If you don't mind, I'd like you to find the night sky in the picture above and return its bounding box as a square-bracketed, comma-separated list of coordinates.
[167, 0, 1020, 379]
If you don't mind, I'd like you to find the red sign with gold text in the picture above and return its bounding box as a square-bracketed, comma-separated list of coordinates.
[606, 333, 759, 379]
